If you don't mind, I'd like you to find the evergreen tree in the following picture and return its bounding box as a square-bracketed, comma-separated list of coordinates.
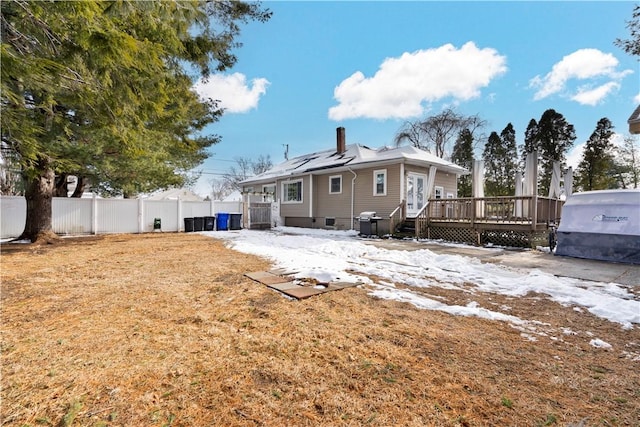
[1, 0, 271, 242]
[482, 132, 504, 196]
[575, 118, 617, 191]
[482, 123, 518, 197]
[520, 119, 538, 170]
[451, 128, 474, 197]
[499, 123, 518, 195]
[520, 110, 576, 194]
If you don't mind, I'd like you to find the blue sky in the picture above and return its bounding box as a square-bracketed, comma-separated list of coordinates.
[191, 1, 639, 196]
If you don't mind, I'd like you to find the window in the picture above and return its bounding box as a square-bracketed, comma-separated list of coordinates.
[373, 169, 387, 196]
[434, 186, 444, 199]
[325, 217, 335, 227]
[282, 180, 302, 203]
[262, 184, 275, 202]
[329, 175, 342, 194]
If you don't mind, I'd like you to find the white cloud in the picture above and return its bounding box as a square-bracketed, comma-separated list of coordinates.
[328, 42, 507, 121]
[571, 82, 620, 106]
[529, 49, 632, 104]
[634, 93, 640, 104]
[193, 73, 270, 113]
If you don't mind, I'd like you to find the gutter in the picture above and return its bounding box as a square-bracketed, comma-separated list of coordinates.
[348, 167, 357, 230]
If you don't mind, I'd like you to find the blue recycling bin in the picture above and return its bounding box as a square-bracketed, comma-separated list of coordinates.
[216, 213, 229, 230]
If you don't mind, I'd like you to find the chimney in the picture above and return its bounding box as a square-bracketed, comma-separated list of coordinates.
[336, 127, 346, 154]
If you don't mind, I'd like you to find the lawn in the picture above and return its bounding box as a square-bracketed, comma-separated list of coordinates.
[1, 233, 638, 426]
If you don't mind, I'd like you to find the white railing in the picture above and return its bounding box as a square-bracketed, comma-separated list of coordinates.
[0, 195, 243, 239]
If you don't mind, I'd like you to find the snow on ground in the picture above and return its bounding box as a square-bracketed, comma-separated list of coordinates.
[203, 226, 640, 340]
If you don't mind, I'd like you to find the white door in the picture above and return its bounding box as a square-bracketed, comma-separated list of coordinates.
[406, 173, 426, 217]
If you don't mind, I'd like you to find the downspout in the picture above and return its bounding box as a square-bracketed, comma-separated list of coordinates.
[348, 168, 357, 230]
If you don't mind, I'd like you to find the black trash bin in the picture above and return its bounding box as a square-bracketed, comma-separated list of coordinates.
[204, 216, 215, 231]
[193, 217, 204, 232]
[184, 217, 194, 232]
[230, 213, 242, 230]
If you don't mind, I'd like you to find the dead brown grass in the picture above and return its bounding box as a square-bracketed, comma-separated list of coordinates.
[1, 233, 638, 427]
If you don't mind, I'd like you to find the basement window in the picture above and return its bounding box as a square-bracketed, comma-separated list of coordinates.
[325, 217, 336, 227]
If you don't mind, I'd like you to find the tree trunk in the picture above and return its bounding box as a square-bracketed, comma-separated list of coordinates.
[54, 173, 69, 197]
[70, 176, 88, 198]
[19, 158, 59, 243]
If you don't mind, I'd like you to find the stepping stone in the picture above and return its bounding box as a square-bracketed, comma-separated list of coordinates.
[245, 271, 291, 285]
[266, 281, 301, 291]
[281, 286, 327, 300]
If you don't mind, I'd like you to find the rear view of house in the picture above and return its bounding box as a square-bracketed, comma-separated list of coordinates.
[240, 127, 468, 235]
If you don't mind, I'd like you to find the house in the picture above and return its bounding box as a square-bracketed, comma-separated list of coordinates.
[240, 127, 468, 235]
[147, 188, 203, 201]
[628, 105, 640, 134]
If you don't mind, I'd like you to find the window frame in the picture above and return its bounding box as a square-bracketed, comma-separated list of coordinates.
[329, 175, 342, 194]
[373, 169, 387, 196]
[434, 186, 444, 199]
[262, 184, 276, 202]
[281, 179, 303, 204]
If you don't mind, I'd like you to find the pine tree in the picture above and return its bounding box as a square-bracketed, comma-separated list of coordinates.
[483, 132, 504, 196]
[451, 128, 474, 197]
[520, 110, 575, 194]
[482, 124, 518, 197]
[499, 123, 518, 195]
[575, 118, 617, 191]
[520, 119, 538, 170]
[1, 0, 271, 242]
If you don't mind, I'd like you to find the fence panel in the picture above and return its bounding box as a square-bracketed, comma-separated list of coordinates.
[53, 197, 93, 235]
[1, 196, 248, 239]
[1, 196, 26, 238]
[214, 201, 243, 214]
[144, 200, 180, 232]
[97, 199, 139, 234]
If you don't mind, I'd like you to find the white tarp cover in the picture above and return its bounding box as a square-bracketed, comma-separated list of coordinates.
[557, 189, 640, 236]
[556, 189, 640, 264]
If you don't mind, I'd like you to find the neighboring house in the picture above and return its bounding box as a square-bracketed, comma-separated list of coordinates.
[628, 105, 640, 134]
[240, 127, 468, 234]
[147, 188, 203, 201]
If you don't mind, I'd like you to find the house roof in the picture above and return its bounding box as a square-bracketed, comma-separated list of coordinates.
[241, 143, 468, 185]
[147, 188, 203, 201]
[628, 105, 640, 124]
[628, 105, 640, 134]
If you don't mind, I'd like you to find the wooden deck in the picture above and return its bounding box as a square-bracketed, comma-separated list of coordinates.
[413, 196, 563, 247]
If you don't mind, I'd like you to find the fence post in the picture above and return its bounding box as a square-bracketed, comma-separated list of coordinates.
[138, 198, 144, 233]
[177, 197, 182, 232]
[92, 194, 98, 235]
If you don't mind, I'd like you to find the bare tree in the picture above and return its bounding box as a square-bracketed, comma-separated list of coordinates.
[252, 154, 273, 175]
[616, 135, 640, 188]
[223, 155, 273, 192]
[394, 109, 486, 159]
[208, 178, 232, 200]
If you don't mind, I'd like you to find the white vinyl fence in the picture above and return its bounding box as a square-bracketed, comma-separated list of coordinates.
[0, 196, 243, 239]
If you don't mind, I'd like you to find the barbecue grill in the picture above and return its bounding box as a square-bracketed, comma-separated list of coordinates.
[357, 211, 383, 236]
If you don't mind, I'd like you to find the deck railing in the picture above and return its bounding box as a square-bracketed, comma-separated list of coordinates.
[423, 196, 563, 228]
[388, 200, 406, 234]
